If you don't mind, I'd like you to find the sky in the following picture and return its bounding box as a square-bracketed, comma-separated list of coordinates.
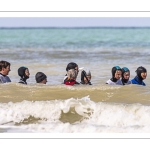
[0, 18, 150, 27]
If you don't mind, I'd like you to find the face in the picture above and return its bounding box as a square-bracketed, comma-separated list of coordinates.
[84, 75, 91, 84]
[2, 65, 11, 75]
[40, 78, 47, 84]
[141, 72, 147, 80]
[114, 70, 122, 80]
[123, 71, 130, 80]
[25, 69, 30, 77]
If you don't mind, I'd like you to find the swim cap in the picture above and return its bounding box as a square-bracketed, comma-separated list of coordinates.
[112, 66, 122, 77]
[136, 66, 147, 79]
[122, 67, 129, 72]
[66, 62, 78, 71]
[35, 72, 47, 83]
[18, 66, 28, 78]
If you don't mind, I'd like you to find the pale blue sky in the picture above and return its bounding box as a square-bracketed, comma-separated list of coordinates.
[0, 18, 150, 27]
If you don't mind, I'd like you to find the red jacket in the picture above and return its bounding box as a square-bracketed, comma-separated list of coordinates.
[64, 78, 76, 86]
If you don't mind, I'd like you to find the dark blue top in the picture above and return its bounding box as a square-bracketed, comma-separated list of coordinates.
[131, 76, 146, 86]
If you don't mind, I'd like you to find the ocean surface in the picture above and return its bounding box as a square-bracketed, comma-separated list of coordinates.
[0, 27, 150, 133]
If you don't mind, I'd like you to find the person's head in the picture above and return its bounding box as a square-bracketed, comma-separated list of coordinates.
[18, 66, 30, 79]
[35, 72, 47, 84]
[66, 62, 79, 75]
[0, 60, 11, 75]
[122, 67, 130, 81]
[81, 70, 91, 84]
[112, 66, 122, 80]
[67, 69, 77, 80]
[136, 66, 147, 80]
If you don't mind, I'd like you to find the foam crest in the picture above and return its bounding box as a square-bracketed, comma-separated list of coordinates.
[0, 96, 95, 125]
[60, 96, 95, 118]
[1, 96, 150, 132]
[89, 102, 150, 127]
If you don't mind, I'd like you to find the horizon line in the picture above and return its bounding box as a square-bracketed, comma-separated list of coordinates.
[0, 26, 150, 29]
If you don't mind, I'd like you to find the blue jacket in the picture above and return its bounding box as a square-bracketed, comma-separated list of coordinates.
[131, 76, 146, 86]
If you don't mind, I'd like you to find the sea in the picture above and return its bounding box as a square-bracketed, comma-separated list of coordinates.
[0, 27, 150, 133]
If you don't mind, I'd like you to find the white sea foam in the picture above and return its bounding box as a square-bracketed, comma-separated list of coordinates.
[1, 96, 150, 132]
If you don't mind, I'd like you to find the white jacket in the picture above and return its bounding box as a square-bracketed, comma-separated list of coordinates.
[106, 79, 123, 85]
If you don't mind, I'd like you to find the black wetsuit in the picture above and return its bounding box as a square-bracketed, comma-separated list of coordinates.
[18, 78, 27, 84]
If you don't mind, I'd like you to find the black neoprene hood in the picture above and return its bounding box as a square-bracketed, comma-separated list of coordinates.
[136, 66, 147, 79]
[18, 66, 28, 78]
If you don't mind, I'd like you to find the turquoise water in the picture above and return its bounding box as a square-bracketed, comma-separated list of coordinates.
[1, 28, 150, 49]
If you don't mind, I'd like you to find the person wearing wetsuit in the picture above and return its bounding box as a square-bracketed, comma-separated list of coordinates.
[0, 60, 11, 83]
[131, 66, 147, 86]
[18, 66, 30, 84]
[80, 69, 92, 85]
[106, 66, 122, 85]
[64, 69, 77, 86]
[35, 72, 47, 84]
[121, 67, 131, 85]
[63, 62, 80, 85]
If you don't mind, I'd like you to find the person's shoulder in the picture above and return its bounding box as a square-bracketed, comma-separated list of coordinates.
[116, 79, 123, 85]
[142, 81, 146, 86]
[124, 80, 132, 85]
[106, 79, 114, 85]
[131, 78, 136, 84]
[0, 74, 3, 78]
[63, 76, 68, 83]
[6, 76, 11, 82]
[0, 75, 11, 83]
[128, 80, 132, 84]
[106, 79, 111, 82]
[18, 79, 27, 84]
[106, 79, 109, 84]
[0, 75, 2, 81]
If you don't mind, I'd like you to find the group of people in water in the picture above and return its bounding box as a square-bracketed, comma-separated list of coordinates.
[106, 66, 147, 86]
[0, 60, 147, 86]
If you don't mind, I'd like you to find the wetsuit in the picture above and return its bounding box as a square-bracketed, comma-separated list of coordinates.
[18, 78, 27, 84]
[0, 73, 11, 83]
[131, 76, 146, 86]
[121, 79, 132, 85]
